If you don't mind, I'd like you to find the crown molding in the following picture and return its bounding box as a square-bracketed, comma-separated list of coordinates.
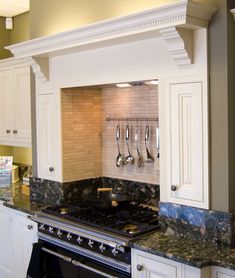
[0, 57, 28, 68]
[5, 0, 216, 79]
[231, 9, 235, 21]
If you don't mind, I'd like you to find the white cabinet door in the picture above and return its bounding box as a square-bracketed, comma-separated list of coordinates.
[37, 92, 62, 181]
[132, 249, 181, 278]
[211, 267, 235, 278]
[0, 69, 14, 141]
[13, 213, 37, 278]
[0, 206, 14, 278]
[13, 66, 31, 141]
[161, 78, 209, 209]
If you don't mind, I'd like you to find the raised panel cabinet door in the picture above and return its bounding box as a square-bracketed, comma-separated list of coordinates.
[13, 66, 31, 141]
[0, 70, 14, 140]
[168, 82, 209, 209]
[0, 207, 14, 278]
[37, 93, 59, 180]
[13, 214, 38, 278]
[132, 250, 180, 278]
[211, 267, 235, 278]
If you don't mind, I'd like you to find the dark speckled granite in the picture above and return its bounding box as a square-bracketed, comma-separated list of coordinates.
[130, 231, 235, 270]
[159, 202, 235, 246]
[0, 183, 45, 214]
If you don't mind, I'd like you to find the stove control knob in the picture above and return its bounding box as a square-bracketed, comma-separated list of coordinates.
[77, 236, 83, 244]
[99, 243, 106, 253]
[67, 233, 72, 241]
[111, 248, 119, 256]
[88, 240, 94, 248]
[39, 224, 45, 230]
[57, 229, 62, 238]
[49, 227, 54, 234]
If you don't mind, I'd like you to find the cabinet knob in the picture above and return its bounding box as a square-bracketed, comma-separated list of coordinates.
[49, 167, 54, 172]
[27, 225, 33, 230]
[13, 130, 17, 134]
[137, 264, 143, 271]
[6, 129, 11, 134]
[171, 185, 177, 192]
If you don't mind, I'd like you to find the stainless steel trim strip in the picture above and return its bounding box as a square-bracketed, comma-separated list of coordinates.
[72, 259, 118, 278]
[38, 233, 131, 273]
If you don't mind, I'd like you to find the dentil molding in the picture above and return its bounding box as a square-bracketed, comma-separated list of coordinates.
[5, 0, 216, 80]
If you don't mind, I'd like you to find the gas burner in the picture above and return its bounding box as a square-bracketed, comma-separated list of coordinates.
[121, 224, 140, 234]
[59, 207, 70, 215]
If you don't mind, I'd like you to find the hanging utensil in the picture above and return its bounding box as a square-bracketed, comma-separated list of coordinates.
[145, 124, 155, 163]
[156, 126, 160, 159]
[125, 124, 134, 165]
[135, 124, 144, 167]
[116, 124, 125, 167]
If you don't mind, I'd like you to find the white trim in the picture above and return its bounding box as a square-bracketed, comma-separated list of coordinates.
[0, 57, 28, 69]
[5, 0, 216, 60]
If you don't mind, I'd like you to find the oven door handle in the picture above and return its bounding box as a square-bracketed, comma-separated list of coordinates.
[42, 247, 72, 262]
[72, 259, 118, 278]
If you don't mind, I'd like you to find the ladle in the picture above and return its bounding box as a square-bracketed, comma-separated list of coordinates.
[116, 124, 125, 167]
[135, 124, 144, 167]
[145, 124, 155, 163]
[125, 125, 134, 165]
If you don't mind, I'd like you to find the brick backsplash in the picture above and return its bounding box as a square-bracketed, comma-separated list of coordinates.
[61, 84, 159, 184]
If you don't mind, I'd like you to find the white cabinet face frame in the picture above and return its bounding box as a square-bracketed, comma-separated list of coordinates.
[160, 76, 209, 209]
[211, 267, 235, 278]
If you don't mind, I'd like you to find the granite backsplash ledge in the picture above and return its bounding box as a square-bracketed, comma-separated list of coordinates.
[159, 202, 235, 246]
[30, 177, 159, 206]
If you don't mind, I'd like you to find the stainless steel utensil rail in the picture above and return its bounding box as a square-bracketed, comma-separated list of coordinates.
[106, 117, 158, 122]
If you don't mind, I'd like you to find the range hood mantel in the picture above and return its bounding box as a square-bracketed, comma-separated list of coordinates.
[6, 0, 216, 81]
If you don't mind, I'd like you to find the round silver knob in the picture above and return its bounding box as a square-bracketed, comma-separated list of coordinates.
[77, 236, 83, 244]
[27, 225, 33, 230]
[171, 185, 177, 191]
[6, 129, 10, 134]
[49, 167, 54, 172]
[99, 243, 106, 253]
[57, 229, 62, 238]
[49, 227, 54, 234]
[13, 130, 17, 134]
[67, 233, 72, 241]
[137, 264, 143, 271]
[88, 240, 94, 248]
[111, 248, 119, 256]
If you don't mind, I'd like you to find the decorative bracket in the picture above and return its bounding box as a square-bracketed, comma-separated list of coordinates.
[160, 27, 193, 66]
[24, 57, 49, 82]
[231, 9, 235, 21]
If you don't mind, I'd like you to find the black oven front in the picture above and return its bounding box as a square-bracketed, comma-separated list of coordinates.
[27, 239, 131, 278]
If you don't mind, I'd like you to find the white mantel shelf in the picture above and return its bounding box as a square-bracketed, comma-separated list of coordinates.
[231, 9, 235, 21]
[5, 0, 216, 80]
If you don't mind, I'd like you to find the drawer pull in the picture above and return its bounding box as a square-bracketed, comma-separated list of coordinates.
[6, 129, 11, 134]
[13, 130, 17, 134]
[49, 167, 54, 172]
[27, 225, 33, 230]
[171, 185, 177, 191]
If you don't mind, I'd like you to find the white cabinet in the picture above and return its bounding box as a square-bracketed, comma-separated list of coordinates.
[0, 58, 31, 147]
[0, 203, 37, 278]
[13, 212, 38, 278]
[211, 267, 235, 278]
[0, 205, 14, 278]
[132, 249, 210, 278]
[37, 90, 62, 181]
[160, 77, 209, 209]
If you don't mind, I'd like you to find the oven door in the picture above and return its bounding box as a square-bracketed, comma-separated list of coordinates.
[28, 241, 131, 278]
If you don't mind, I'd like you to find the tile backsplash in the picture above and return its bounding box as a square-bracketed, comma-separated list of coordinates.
[61, 84, 159, 185]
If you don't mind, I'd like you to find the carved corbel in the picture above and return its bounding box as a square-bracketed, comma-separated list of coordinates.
[159, 27, 193, 67]
[24, 57, 49, 82]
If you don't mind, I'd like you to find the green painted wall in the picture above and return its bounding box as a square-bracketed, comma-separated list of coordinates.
[11, 12, 30, 44]
[0, 17, 12, 59]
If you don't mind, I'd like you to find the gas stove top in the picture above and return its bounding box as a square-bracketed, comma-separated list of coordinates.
[41, 201, 159, 238]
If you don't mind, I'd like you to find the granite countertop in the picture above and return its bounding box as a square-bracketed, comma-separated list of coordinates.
[130, 230, 235, 270]
[0, 182, 44, 214]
